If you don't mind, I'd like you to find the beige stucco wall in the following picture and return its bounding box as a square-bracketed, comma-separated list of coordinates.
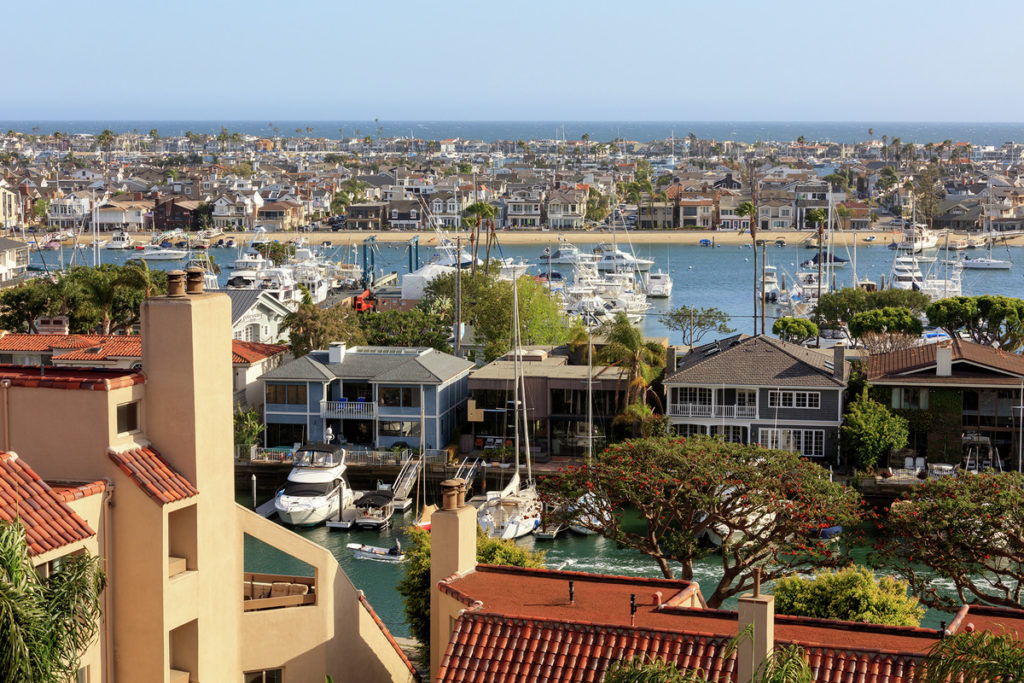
[238, 506, 416, 683]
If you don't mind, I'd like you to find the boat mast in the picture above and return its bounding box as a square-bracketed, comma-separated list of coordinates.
[586, 322, 593, 466]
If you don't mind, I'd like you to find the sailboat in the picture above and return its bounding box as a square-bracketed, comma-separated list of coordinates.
[569, 331, 604, 536]
[476, 277, 542, 539]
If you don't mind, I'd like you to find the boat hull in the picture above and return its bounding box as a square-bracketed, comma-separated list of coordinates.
[275, 496, 339, 527]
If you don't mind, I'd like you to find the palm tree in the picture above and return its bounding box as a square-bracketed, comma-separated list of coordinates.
[79, 268, 119, 334]
[123, 259, 165, 298]
[0, 521, 106, 682]
[736, 199, 758, 334]
[923, 631, 1024, 682]
[596, 313, 665, 411]
[462, 201, 496, 269]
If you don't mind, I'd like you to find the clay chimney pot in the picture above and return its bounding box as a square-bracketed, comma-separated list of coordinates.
[166, 270, 186, 297]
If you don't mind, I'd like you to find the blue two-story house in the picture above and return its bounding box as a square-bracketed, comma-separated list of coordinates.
[260, 343, 474, 450]
[663, 335, 849, 462]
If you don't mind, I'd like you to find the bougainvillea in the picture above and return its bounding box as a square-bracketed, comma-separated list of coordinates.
[538, 436, 864, 608]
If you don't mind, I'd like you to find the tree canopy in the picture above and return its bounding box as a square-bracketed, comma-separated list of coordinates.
[283, 301, 364, 357]
[841, 390, 908, 470]
[540, 436, 864, 608]
[358, 308, 451, 353]
[659, 305, 735, 346]
[926, 295, 1024, 351]
[423, 271, 569, 361]
[772, 317, 818, 345]
[596, 313, 666, 411]
[875, 472, 1024, 611]
[848, 307, 924, 339]
[774, 566, 923, 627]
[815, 288, 931, 330]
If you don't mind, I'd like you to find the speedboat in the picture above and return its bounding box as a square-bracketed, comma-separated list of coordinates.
[137, 244, 188, 261]
[347, 542, 406, 562]
[646, 270, 673, 298]
[103, 230, 135, 250]
[274, 443, 354, 526]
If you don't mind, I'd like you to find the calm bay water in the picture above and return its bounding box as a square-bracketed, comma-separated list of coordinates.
[5, 120, 1024, 145]
[35, 236, 1024, 347]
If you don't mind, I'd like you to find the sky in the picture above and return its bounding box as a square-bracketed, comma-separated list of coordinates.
[6, 0, 1024, 121]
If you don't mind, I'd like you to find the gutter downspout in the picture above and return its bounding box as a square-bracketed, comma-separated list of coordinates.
[2, 379, 11, 451]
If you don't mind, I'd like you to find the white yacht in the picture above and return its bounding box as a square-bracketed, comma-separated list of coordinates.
[762, 264, 781, 304]
[275, 443, 354, 527]
[595, 248, 654, 272]
[646, 270, 673, 298]
[103, 230, 135, 250]
[959, 256, 1011, 270]
[137, 244, 188, 261]
[226, 251, 269, 288]
[895, 226, 939, 253]
[539, 240, 600, 266]
[890, 256, 924, 290]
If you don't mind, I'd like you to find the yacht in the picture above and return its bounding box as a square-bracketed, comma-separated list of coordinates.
[538, 240, 600, 266]
[646, 270, 673, 298]
[959, 255, 1011, 270]
[226, 251, 269, 288]
[890, 256, 924, 290]
[762, 264, 781, 304]
[595, 248, 654, 272]
[137, 244, 188, 261]
[275, 443, 354, 527]
[103, 230, 135, 250]
[895, 226, 939, 253]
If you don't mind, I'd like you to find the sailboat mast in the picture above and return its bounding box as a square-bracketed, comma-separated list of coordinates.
[511, 277, 521, 471]
[587, 324, 593, 465]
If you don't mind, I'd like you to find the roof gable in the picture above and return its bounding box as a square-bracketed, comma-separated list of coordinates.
[666, 336, 847, 388]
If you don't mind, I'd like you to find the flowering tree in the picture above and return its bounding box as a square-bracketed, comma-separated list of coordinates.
[875, 472, 1024, 610]
[539, 436, 864, 608]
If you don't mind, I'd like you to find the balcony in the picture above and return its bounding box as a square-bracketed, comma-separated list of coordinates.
[243, 572, 316, 612]
[320, 400, 377, 418]
[668, 403, 757, 419]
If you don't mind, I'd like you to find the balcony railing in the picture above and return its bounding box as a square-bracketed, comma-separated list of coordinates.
[321, 400, 377, 418]
[668, 404, 757, 419]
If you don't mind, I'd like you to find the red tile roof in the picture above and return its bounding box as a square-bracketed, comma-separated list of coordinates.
[438, 565, 943, 683]
[866, 337, 1024, 381]
[0, 366, 145, 391]
[49, 480, 108, 503]
[232, 340, 289, 365]
[0, 333, 287, 367]
[107, 446, 198, 504]
[0, 452, 96, 556]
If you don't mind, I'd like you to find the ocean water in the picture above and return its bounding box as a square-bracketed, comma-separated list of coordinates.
[36, 237, 1024, 346]
[5, 120, 1024, 145]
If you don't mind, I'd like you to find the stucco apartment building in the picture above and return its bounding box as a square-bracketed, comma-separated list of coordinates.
[0, 275, 416, 683]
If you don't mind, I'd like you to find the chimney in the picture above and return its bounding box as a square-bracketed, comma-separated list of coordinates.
[936, 341, 953, 377]
[833, 345, 845, 380]
[430, 478, 476, 679]
[185, 267, 204, 295]
[328, 342, 346, 364]
[737, 572, 775, 683]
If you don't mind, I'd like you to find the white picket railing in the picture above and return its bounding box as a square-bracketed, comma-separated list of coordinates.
[668, 404, 757, 419]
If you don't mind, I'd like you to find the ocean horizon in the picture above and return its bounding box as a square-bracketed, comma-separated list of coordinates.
[3, 120, 1024, 146]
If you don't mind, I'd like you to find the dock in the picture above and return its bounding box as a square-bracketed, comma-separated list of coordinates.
[255, 499, 277, 519]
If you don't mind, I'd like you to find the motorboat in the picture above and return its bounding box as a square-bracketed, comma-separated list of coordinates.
[762, 264, 781, 304]
[137, 245, 188, 261]
[274, 443, 354, 527]
[895, 226, 939, 253]
[801, 251, 848, 268]
[595, 247, 654, 272]
[227, 251, 269, 288]
[538, 240, 600, 266]
[890, 256, 924, 291]
[103, 230, 135, 250]
[646, 270, 673, 298]
[959, 256, 1011, 270]
[352, 489, 395, 530]
[347, 542, 405, 562]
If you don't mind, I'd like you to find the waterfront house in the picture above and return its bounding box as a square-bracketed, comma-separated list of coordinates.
[211, 192, 263, 230]
[664, 335, 848, 462]
[223, 288, 293, 344]
[428, 478, 1024, 683]
[505, 188, 543, 229]
[153, 196, 203, 232]
[0, 237, 29, 285]
[0, 184, 18, 229]
[261, 343, 473, 451]
[0, 276, 415, 683]
[347, 202, 388, 230]
[46, 191, 92, 229]
[466, 346, 628, 459]
[93, 195, 150, 232]
[428, 190, 467, 228]
[257, 199, 305, 231]
[388, 198, 424, 230]
[865, 338, 1024, 466]
[545, 188, 586, 229]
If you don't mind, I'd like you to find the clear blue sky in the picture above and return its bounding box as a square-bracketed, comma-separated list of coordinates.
[7, 0, 1023, 121]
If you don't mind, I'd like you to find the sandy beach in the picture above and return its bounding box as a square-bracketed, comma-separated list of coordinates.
[61, 227, 1024, 248]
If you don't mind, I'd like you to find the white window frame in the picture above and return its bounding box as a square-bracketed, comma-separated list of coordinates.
[768, 390, 820, 409]
[758, 428, 825, 457]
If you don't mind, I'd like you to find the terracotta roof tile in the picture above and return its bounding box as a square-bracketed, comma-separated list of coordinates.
[0, 333, 105, 352]
[49, 480, 108, 503]
[867, 337, 1024, 381]
[0, 366, 145, 391]
[107, 446, 198, 504]
[232, 340, 289, 365]
[0, 452, 96, 556]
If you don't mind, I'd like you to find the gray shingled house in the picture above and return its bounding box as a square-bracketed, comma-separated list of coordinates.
[663, 335, 849, 462]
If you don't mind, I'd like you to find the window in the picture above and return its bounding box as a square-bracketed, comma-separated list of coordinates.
[116, 402, 139, 434]
[892, 387, 928, 410]
[759, 428, 825, 457]
[266, 383, 307, 405]
[674, 387, 712, 405]
[768, 391, 819, 409]
[378, 421, 421, 438]
[675, 424, 707, 437]
[245, 668, 283, 683]
[379, 386, 421, 408]
[736, 390, 757, 407]
[712, 425, 747, 443]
